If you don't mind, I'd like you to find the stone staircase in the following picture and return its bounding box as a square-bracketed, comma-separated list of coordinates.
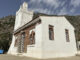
[76, 51, 80, 56]
[17, 53, 25, 57]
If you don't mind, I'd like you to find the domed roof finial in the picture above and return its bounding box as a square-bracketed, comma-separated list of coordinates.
[21, 2, 28, 10]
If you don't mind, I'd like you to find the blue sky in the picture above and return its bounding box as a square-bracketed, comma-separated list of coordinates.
[0, 0, 80, 18]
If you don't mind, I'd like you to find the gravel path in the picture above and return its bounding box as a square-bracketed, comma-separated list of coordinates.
[0, 54, 80, 60]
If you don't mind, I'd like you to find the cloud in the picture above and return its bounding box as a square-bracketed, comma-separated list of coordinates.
[28, 0, 61, 14]
[29, 0, 60, 9]
[58, 7, 68, 15]
[69, 0, 80, 15]
[61, 1, 66, 7]
[70, 8, 76, 13]
[30, 8, 51, 14]
[42, 0, 60, 9]
[29, 0, 41, 3]
[71, 0, 80, 7]
[27, 0, 80, 15]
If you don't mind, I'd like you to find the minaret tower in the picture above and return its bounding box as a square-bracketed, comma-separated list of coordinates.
[8, 2, 33, 54]
[14, 2, 33, 30]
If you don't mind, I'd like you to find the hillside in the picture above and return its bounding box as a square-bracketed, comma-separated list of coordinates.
[0, 15, 15, 53]
[0, 15, 80, 53]
[65, 16, 80, 41]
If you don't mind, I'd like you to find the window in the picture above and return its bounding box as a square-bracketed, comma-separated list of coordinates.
[21, 32, 25, 52]
[14, 36, 18, 47]
[29, 31, 35, 45]
[21, 32, 25, 40]
[65, 29, 70, 42]
[49, 25, 54, 40]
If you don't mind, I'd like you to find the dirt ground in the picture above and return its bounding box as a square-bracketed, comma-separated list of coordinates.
[0, 54, 80, 60]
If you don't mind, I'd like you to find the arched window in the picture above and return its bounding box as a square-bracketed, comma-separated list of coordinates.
[14, 35, 19, 47]
[14, 36, 18, 47]
[29, 31, 35, 45]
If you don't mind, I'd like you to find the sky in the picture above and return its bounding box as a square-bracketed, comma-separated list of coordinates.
[0, 0, 80, 18]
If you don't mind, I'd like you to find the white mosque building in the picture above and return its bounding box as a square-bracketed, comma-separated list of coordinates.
[8, 2, 78, 59]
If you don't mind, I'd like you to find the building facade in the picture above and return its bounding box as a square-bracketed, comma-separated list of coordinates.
[8, 2, 77, 59]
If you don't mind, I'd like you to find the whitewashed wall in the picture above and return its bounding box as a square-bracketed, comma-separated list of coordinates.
[14, 10, 33, 30]
[8, 23, 43, 58]
[8, 15, 77, 59]
[40, 16, 77, 59]
[24, 24, 43, 58]
[8, 35, 18, 55]
[14, 2, 33, 30]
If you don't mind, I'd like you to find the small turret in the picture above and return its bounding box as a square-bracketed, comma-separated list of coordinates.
[20, 2, 28, 10]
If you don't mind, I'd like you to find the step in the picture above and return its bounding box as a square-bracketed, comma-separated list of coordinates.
[76, 51, 80, 56]
[17, 53, 23, 56]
